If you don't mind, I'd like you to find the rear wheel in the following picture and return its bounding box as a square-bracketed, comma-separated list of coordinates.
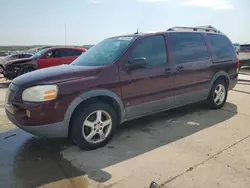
[70, 102, 118, 150]
[206, 79, 228, 109]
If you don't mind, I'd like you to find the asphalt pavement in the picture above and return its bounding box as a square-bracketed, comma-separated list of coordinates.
[0, 70, 250, 188]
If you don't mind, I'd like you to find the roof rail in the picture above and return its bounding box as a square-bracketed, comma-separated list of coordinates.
[167, 25, 222, 33]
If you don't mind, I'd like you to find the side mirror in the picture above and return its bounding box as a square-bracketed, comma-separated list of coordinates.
[125, 57, 147, 71]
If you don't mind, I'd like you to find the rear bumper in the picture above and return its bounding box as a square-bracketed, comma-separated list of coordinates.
[6, 110, 68, 138]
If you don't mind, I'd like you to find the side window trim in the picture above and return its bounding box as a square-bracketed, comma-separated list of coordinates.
[127, 34, 168, 69]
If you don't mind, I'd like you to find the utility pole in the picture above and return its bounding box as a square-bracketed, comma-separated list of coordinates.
[64, 23, 67, 46]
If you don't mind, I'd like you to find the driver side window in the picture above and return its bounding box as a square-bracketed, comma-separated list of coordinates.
[130, 35, 167, 66]
[44, 49, 62, 58]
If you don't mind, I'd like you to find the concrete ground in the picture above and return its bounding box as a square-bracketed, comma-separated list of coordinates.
[0, 69, 250, 188]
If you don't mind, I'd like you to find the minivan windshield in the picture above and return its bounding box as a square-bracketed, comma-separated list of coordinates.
[71, 36, 136, 66]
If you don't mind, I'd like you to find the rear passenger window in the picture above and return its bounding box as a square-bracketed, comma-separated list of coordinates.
[73, 50, 83, 56]
[170, 33, 209, 64]
[130, 35, 167, 66]
[59, 49, 73, 57]
[207, 34, 233, 58]
[59, 49, 83, 57]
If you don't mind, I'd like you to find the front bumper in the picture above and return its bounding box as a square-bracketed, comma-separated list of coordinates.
[3, 70, 17, 80]
[6, 109, 68, 138]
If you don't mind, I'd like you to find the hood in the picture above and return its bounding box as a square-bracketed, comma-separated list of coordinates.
[12, 64, 103, 87]
[5, 58, 33, 66]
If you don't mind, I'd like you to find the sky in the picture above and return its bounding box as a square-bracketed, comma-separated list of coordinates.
[0, 0, 249, 45]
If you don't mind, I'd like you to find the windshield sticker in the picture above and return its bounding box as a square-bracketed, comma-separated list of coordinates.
[117, 37, 133, 41]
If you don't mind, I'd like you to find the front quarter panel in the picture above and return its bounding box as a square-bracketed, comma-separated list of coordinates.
[54, 64, 124, 133]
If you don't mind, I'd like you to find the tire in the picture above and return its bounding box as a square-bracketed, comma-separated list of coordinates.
[206, 79, 228, 109]
[0, 65, 4, 74]
[70, 101, 118, 150]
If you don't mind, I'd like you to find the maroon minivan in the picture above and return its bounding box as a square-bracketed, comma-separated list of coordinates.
[5, 26, 239, 150]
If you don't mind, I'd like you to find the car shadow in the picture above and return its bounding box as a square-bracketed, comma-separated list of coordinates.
[0, 102, 237, 187]
[0, 130, 84, 188]
[238, 79, 250, 83]
[237, 82, 250, 86]
[232, 89, 250, 95]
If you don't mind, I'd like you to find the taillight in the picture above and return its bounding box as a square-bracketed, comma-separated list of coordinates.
[236, 58, 240, 72]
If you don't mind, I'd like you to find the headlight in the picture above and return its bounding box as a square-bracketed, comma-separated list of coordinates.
[22, 85, 58, 102]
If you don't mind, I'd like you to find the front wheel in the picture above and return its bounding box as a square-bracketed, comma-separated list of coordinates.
[70, 102, 118, 150]
[206, 79, 228, 109]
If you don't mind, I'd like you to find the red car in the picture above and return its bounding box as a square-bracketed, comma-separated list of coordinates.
[3, 47, 87, 79]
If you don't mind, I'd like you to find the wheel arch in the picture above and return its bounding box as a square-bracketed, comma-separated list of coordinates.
[64, 89, 125, 136]
[206, 71, 230, 99]
[210, 71, 230, 89]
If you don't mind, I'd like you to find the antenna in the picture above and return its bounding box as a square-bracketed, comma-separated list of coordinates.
[64, 23, 67, 46]
[134, 28, 139, 34]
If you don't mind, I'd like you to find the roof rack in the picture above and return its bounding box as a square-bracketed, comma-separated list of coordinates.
[167, 25, 222, 33]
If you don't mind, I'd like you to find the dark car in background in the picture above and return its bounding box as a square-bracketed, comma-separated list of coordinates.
[5, 26, 239, 150]
[0, 53, 33, 73]
[3, 46, 87, 79]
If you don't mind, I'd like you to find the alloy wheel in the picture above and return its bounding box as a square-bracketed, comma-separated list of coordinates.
[213, 84, 226, 105]
[82, 110, 112, 144]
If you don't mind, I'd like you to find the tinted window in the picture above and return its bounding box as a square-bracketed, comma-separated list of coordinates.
[22, 54, 32, 58]
[59, 49, 75, 57]
[59, 49, 82, 57]
[130, 35, 167, 66]
[11, 54, 20, 59]
[45, 49, 62, 58]
[207, 34, 234, 58]
[170, 33, 209, 64]
[73, 50, 83, 56]
[6, 54, 19, 61]
[17, 54, 23, 58]
[45, 49, 76, 58]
